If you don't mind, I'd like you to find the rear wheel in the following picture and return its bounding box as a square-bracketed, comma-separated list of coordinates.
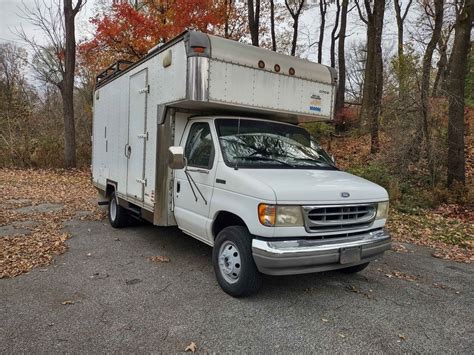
[108, 192, 129, 228]
[213, 226, 262, 297]
[339, 262, 370, 274]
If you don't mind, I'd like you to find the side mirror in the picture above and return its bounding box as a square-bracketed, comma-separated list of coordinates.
[168, 146, 185, 169]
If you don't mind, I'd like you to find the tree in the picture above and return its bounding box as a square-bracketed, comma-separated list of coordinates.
[447, 0, 471, 186]
[317, 0, 329, 64]
[432, 23, 455, 96]
[284, 0, 305, 56]
[248, 0, 261, 46]
[419, 0, 444, 179]
[62, 0, 84, 168]
[81, 1, 228, 70]
[393, 0, 413, 95]
[0, 43, 35, 166]
[330, 0, 341, 68]
[18, 0, 84, 168]
[335, 0, 349, 114]
[355, 0, 386, 154]
[270, 0, 277, 51]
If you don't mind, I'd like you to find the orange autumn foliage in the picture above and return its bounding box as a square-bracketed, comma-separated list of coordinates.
[79, 0, 229, 73]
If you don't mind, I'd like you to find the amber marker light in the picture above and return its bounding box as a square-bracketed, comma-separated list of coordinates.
[258, 204, 276, 226]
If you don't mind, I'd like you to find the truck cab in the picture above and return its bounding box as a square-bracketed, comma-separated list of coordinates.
[167, 116, 390, 296]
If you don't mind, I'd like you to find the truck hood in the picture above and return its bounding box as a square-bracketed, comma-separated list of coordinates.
[240, 169, 388, 203]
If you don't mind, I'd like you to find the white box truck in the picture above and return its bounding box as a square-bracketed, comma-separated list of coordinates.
[92, 31, 391, 297]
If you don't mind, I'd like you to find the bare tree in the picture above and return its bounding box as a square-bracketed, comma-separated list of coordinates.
[248, 0, 261, 46]
[419, 0, 444, 179]
[447, 0, 471, 186]
[270, 0, 277, 51]
[285, 0, 305, 56]
[330, 0, 341, 68]
[317, 0, 329, 64]
[335, 0, 349, 114]
[432, 24, 455, 96]
[0, 43, 34, 166]
[18, 0, 84, 168]
[393, 0, 413, 95]
[355, 0, 386, 154]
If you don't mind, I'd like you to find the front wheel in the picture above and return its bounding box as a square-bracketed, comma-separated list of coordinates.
[212, 226, 262, 297]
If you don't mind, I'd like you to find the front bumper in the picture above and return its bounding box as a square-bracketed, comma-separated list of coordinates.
[252, 229, 391, 276]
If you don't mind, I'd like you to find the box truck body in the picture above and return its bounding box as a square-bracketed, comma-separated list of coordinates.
[92, 31, 390, 296]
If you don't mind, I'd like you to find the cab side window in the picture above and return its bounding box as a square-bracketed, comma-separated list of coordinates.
[185, 122, 215, 169]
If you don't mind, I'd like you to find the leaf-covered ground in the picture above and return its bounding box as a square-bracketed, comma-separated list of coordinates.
[0, 168, 472, 279]
[0, 169, 105, 278]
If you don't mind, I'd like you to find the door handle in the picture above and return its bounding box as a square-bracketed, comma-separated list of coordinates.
[177, 181, 181, 193]
[125, 144, 131, 158]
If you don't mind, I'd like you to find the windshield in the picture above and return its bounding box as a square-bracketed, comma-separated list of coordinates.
[215, 119, 336, 170]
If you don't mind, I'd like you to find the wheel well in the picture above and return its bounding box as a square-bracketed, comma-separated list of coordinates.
[105, 183, 116, 198]
[212, 211, 247, 239]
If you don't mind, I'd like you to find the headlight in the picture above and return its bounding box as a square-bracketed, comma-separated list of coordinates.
[258, 204, 304, 227]
[376, 201, 389, 220]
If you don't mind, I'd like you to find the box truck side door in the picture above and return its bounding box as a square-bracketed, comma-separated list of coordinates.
[173, 121, 217, 243]
[126, 69, 148, 201]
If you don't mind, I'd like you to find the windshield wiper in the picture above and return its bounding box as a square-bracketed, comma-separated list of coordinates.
[285, 157, 336, 169]
[234, 155, 295, 167]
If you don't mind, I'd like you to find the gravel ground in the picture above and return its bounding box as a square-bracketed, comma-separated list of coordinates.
[1, 217, 473, 353]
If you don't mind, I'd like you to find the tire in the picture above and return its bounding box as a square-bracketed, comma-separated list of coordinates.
[108, 192, 129, 228]
[213, 226, 262, 297]
[339, 262, 370, 274]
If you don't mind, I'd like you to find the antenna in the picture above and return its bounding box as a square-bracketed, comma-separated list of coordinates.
[234, 118, 241, 170]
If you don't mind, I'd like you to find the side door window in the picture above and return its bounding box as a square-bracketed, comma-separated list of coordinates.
[185, 122, 215, 169]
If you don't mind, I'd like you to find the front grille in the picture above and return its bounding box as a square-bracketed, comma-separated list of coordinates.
[303, 204, 376, 233]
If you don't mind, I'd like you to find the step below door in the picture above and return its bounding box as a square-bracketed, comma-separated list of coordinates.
[126, 69, 148, 201]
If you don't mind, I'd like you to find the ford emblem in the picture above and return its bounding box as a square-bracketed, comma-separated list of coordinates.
[341, 192, 350, 198]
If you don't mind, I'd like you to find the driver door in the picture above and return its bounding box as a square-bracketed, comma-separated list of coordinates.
[173, 121, 217, 243]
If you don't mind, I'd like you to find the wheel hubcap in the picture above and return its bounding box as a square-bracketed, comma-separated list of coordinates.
[218, 241, 241, 284]
[110, 197, 117, 221]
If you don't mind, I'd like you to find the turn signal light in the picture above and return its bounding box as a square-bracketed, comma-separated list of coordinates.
[258, 204, 276, 226]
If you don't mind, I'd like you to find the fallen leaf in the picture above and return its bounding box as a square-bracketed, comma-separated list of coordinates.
[321, 318, 329, 323]
[185, 341, 197, 353]
[149, 255, 170, 263]
[61, 300, 74, 305]
[338, 333, 346, 338]
[398, 334, 406, 341]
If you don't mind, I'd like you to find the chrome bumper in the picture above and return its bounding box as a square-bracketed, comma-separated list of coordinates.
[252, 229, 391, 276]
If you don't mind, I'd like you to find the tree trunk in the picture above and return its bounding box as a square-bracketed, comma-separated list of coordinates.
[285, 1, 305, 56]
[224, 0, 230, 38]
[447, 0, 471, 186]
[432, 35, 449, 97]
[358, 0, 385, 154]
[330, 0, 341, 68]
[248, 0, 261, 46]
[270, 0, 277, 51]
[62, 0, 82, 168]
[317, 0, 328, 64]
[393, 0, 412, 96]
[420, 0, 443, 180]
[335, 0, 348, 114]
